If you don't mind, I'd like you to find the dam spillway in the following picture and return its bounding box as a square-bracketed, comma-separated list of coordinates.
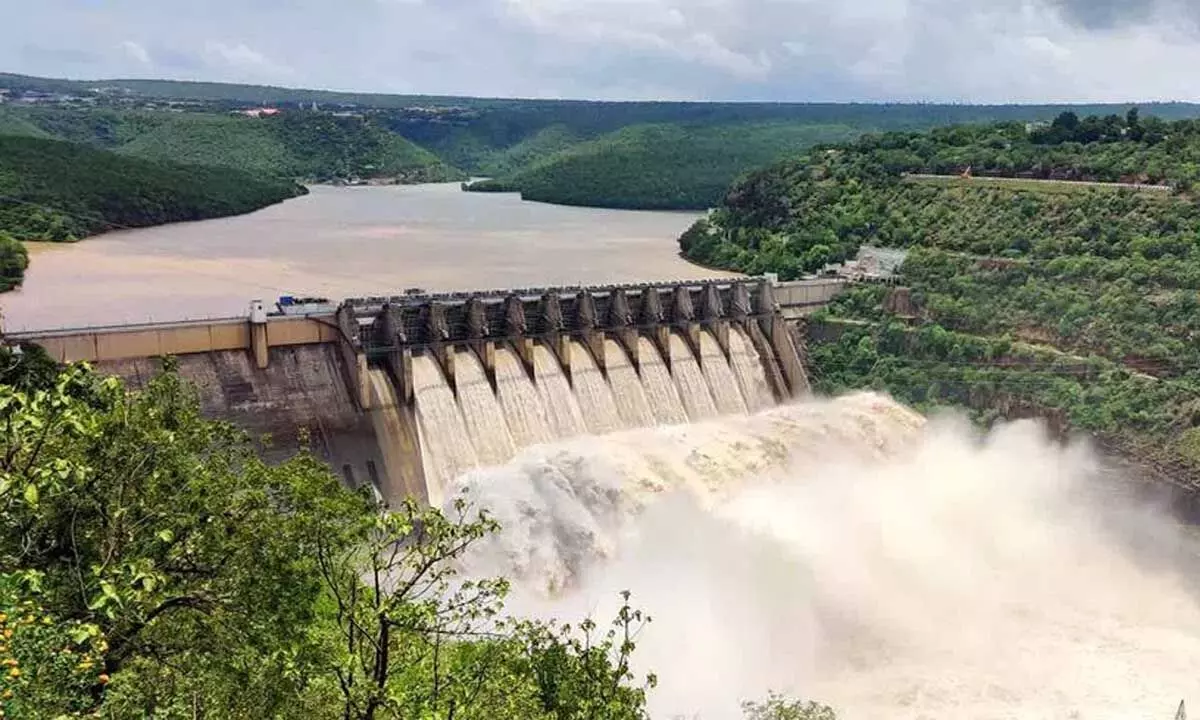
[11, 275, 829, 507]
[347, 277, 810, 504]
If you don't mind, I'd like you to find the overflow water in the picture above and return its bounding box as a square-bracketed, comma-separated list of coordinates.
[699, 331, 749, 415]
[411, 354, 478, 496]
[728, 327, 776, 413]
[668, 332, 719, 421]
[604, 339, 656, 428]
[568, 340, 625, 435]
[533, 344, 588, 439]
[494, 347, 557, 448]
[452, 393, 1200, 720]
[454, 349, 517, 466]
[636, 337, 689, 426]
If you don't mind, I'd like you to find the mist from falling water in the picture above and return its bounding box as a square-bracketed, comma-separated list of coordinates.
[533, 344, 588, 440]
[568, 340, 625, 435]
[493, 347, 557, 448]
[699, 332, 749, 416]
[411, 353, 478, 496]
[451, 392, 1200, 720]
[728, 328, 775, 414]
[668, 332, 719, 422]
[604, 339, 657, 429]
[635, 337, 689, 426]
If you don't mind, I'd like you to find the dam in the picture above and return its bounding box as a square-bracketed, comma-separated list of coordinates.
[10, 276, 846, 505]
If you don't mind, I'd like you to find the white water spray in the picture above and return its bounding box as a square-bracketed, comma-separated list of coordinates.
[452, 393, 1200, 720]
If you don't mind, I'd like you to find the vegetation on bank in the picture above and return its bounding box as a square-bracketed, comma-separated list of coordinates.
[0, 358, 829, 718]
[683, 111, 1200, 480]
[464, 122, 862, 210]
[0, 134, 305, 266]
[4, 107, 463, 183]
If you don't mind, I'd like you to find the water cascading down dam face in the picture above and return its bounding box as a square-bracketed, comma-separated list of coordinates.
[358, 278, 809, 503]
[354, 278, 1200, 718]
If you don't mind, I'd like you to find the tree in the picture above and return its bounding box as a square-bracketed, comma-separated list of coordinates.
[742, 692, 838, 720]
[0, 364, 374, 716]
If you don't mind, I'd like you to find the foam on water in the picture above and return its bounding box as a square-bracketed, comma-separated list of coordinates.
[452, 393, 1200, 720]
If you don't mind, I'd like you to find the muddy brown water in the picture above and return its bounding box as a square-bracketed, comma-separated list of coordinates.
[4, 183, 732, 331]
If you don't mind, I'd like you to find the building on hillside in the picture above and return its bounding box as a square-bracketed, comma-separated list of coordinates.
[238, 107, 282, 118]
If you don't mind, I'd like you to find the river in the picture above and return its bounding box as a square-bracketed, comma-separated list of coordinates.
[3, 183, 731, 331]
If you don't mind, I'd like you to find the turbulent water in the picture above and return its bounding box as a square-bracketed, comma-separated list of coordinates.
[493, 347, 557, 448]
[412, 354, 478, 497]
[604, 339, 657, 429]
[451, 392, 1200, 720]
[699, 332, 749, 416]
[636, 337, 690, 426]
[728, 328, 776, 414]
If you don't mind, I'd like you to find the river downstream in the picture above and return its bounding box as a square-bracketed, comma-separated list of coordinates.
[4, 184, 731, 331]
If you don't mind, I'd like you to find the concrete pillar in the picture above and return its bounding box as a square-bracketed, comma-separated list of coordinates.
[465, 297, 496, 391]
[640, 288, 671, 370]
[505, 295, 536, 382]
[700, 283, 730, 360]
[609, 289, 640, 374]
[541, 291, 571, 385]
[575, 291, 605, 377]
[754, 279, 807, 399]
[424, 303, 456, 395]
[249, 300, 269, 369]
[672, 285, 702, 366]
[387, 346, 414, 405]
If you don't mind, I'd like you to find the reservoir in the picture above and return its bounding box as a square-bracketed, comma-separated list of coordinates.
[3, 183, 730, 330]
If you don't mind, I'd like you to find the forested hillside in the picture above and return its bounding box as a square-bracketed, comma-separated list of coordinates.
[4, 107, 461, 182]
[0, 135, 304, 287]
[464, 122, 861, 209]
[683, 111, 1200, 484]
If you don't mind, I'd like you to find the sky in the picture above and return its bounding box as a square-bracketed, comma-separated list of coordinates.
[5, 0, 1200, 103]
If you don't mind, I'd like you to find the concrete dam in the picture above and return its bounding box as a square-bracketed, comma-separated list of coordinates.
[13, 276, 846, 506]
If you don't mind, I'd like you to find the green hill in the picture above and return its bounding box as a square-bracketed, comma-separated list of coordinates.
[465, 122, 862, 209]
[6, 107, 462, 182]
[0, 134, 306, 287]
[684, 110, 1200, 483]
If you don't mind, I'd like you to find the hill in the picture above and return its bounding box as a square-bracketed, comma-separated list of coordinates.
[6, 107, 461, 182]
[682, 111, 1200, 484]
[0, 134, 305, 287]
[464, 122, 863, 209]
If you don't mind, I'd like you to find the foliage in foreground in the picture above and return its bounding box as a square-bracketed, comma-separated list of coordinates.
[0, 362, 814, 718]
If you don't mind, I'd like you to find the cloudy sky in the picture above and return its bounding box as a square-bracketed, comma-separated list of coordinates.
[5, 0, 1200, 102]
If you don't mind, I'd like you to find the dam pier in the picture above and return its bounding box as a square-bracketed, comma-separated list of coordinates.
[10, 276, 847, 505]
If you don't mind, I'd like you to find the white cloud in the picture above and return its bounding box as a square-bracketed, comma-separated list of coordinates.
[203, 41, 293, 79]
[120, 40, 151, 64]
[5, 0, 1200, 101]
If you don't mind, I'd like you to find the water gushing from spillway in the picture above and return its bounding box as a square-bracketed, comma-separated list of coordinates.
[532, 344, 588, 440]
[699, 331, 749, 416]
[455, 349, 517, 466]
[494, 347, 556, 448]
[568, 340, 625, 435]
[604, 339, 656, 429]
[636, 337, 689, 426]
[411, 354, 477, 498]
[668, 332, 719, 421]
[729, 327, 775, 413]
[450, 394, 1200, 720]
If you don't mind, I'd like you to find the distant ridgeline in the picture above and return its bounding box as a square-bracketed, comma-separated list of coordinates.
[683, 109, 1200, 493]
[8, 73, 1200, 211]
